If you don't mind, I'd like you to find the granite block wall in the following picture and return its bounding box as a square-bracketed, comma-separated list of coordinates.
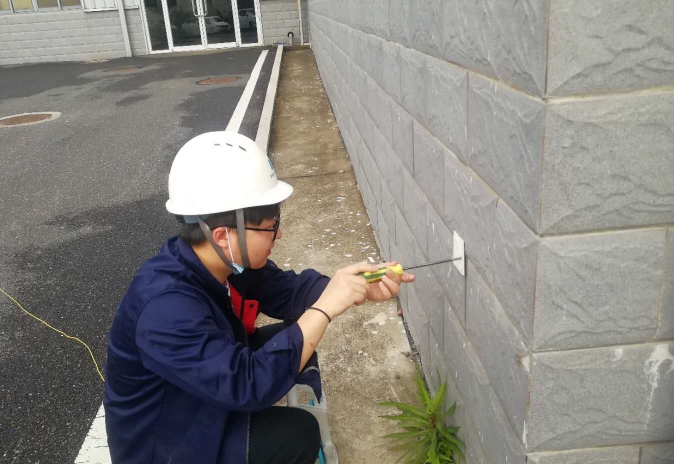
[307, 0, 674, 462]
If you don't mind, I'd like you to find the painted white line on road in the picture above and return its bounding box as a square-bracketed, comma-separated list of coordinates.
[74, 403, 111, 464]
[226, 49, 269, 133]
[256, 45, 284, 153]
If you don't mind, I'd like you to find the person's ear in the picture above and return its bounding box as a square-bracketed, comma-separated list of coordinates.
[211, 227, 235, 248]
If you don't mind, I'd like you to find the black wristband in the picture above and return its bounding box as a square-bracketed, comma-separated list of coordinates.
[307, 306, 332, 323]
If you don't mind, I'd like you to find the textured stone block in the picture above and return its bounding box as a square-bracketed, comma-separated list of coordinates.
[541, 91, 674, 234]
[413, 122, 444, 215]
[389, 0, 411, 48]
[527, 446, 640, 464]
[359, 139, 379, 192]
[427, 205, 465, 326]
[359, 177, 377, 224]
[346, 57, 359, 94]
[394, 205, 417, 266]
[443, 301, 526, 464]
[380, 180, 397, 242]
[277, 10, 299, 20]
[469, 200, 538, 346]
[658, 228, 674, 340]
[360, 34, 383, 87]
[442, 0, 548, 95]
[406, 284, 430, 369]
[466, 261, 529, 440]
[384, 154, 405, 211]
[641, 442, 674, 464]
[381, 40, 401, 104]
[428, 329, 448, 395]
[443, 147, 497, 244]
[332, 49, 348, 82]
[400, 46, 428, 126]
[414, 264, 446, 351]
[547, 0, 674, 96]
[390, 102, 414, 176]
[340, 21, 356, 60]
[426, 56, 468, 164]
[372, 127, 391, 181]
[528, 342, 674, 450]
[362, 0, 389, 40]
[355, 65, 370, 109]
[402, 169, 428, 256]
[438, 373, 490, 464]
[350, 27, 366, 70]
[468, 74, 545, 231]
[409, 0, 443, 58]
[368, 80, 392, 145]
[376, 210, 391, 261]
[534, 228, 666, 351]
[360, 104, 376, 156]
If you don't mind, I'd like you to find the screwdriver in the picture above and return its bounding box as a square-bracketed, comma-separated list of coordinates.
[359, 258, 462, 283]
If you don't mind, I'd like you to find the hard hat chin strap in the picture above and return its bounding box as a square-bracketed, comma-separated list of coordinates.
[235, 209, 251, 269]
[197, 210, 251, 275]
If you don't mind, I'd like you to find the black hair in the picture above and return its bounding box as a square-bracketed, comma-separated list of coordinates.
[177, 203, 281, 245]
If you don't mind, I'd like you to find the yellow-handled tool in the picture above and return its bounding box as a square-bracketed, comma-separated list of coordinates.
[360, 264, 404, 283]
[359, 258, 461, 283]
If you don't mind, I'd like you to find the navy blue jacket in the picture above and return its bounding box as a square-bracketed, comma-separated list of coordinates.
[104, 237, 329, 464]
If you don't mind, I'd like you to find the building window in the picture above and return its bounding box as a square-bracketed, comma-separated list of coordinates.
[0, 0, 81, 11]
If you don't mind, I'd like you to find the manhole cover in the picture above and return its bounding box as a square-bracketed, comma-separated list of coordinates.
[106, 66, 140, 73]
[197, 76, 240, 85]
[0, 112, 61, 127]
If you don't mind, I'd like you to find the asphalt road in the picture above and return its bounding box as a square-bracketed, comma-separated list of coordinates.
[0, 46, 275, 463]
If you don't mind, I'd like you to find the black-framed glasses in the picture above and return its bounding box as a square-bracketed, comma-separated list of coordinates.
[245, 215, 281, 241]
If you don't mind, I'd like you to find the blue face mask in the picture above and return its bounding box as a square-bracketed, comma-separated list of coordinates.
[226, 229, 244, 275]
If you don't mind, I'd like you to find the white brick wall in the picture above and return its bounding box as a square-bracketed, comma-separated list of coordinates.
[0, 9, 146, 65]
[260, 0, 307, 46]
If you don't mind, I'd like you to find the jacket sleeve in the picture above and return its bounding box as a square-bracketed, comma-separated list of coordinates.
[135, 291, 303, 412]
[246, 260, 330, 324]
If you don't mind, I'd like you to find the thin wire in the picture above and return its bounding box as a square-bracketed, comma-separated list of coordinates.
[0, 286, 105, 382]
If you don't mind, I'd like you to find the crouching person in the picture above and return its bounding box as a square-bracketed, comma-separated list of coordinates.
[104, 132, 413, 464]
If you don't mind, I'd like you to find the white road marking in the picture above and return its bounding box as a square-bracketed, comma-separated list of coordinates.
[74, 403, 111, 464]
[256, 45, 284, 152]
[226, 49, 269, 133]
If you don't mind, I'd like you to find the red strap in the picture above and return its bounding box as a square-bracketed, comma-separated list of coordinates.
[241, 300, 259, 335]
[228, 284, 259, 335]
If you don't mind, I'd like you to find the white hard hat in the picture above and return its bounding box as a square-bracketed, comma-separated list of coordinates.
[166, 131, 293, 217]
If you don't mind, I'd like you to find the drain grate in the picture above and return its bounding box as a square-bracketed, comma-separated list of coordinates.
[0, 112, 60, 127]
[106, 66, 141, 73]
[197, 76, 240, 85]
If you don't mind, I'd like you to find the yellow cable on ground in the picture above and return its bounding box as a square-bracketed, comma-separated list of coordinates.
[0, 286, 105, 382]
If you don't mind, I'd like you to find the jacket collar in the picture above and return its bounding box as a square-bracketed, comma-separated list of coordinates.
[172, 237, 232, 301]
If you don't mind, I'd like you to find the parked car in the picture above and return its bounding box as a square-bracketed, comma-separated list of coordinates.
[238, 8, 256, 30]
[181, 16, 231, 37]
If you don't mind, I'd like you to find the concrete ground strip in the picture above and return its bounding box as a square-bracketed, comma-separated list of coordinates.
[267, 47, 419, 463]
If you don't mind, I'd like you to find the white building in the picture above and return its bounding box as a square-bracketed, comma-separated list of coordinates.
[0, 0, 308, 65]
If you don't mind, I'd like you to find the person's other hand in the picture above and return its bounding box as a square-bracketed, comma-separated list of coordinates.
[313, 262, 381, 319]
[365, 261, 415, 302]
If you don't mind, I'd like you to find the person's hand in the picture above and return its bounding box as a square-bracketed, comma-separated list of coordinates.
[313, 262, 381, 319]
[365, 261, 415, 302]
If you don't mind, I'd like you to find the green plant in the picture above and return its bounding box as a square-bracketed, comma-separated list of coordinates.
[379, 369, 465, 464]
